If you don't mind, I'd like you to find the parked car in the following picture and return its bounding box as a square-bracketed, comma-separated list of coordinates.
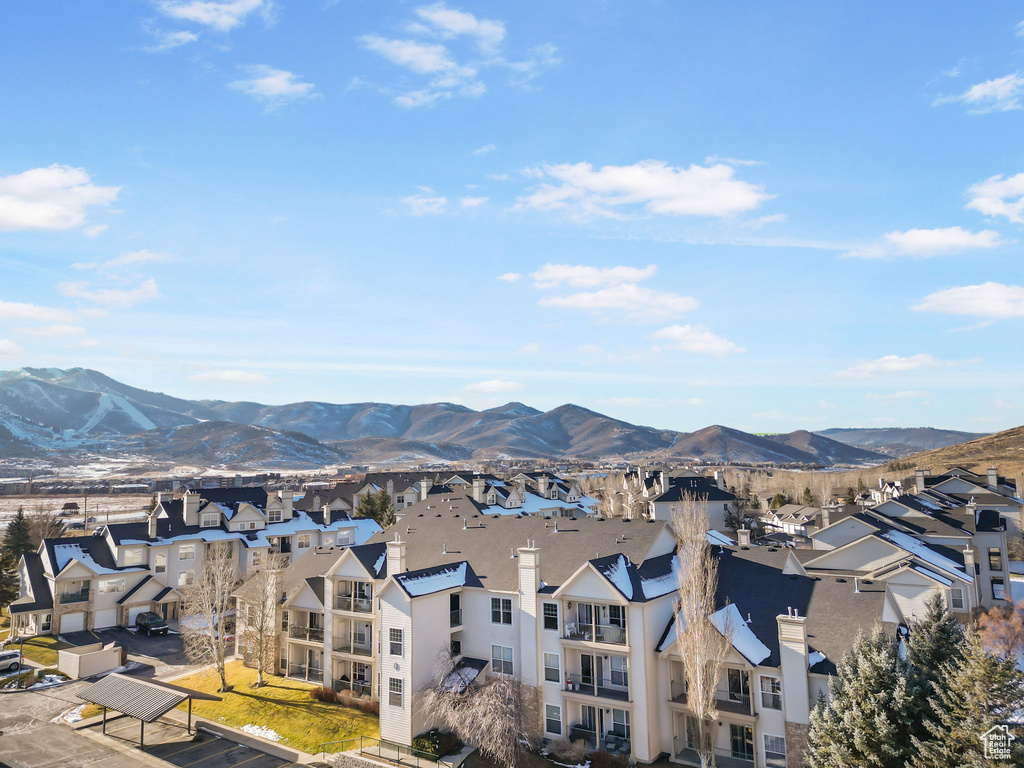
[135, 612, 169, 636]
[0, 649, 22, 672]
[67, 522, 85, 530]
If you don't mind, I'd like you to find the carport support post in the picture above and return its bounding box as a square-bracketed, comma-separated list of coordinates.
[102, 707, 107, 735]
[140, 719, 145, 750]
[188, 698, 192, 734]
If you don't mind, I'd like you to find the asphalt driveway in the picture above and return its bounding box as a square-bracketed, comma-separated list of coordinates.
[62, 627, 189, 669]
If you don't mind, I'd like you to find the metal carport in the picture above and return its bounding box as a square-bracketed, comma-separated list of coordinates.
[76, 672, 222, 749]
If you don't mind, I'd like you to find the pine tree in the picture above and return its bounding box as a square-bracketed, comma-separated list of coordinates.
[373, 490, 397, 529]
[805, 626, 919, 768]
[0, 550, 19, 612]
[843, 486, 857, 505]
[355, 492, 378, 520]
[911, 629, 1024, 768]
[2, 508, 33, 558]
[905, 592, 965, 746]
[768, 492, 790, 510]
[801, 486, 815, 506]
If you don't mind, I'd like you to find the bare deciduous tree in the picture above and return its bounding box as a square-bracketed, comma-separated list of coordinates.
[237, 551, 287, 688]
[422, 649, 528, 768]
[28, 504, 66, 546]
[181, 541, 238, 692]
[672, 494, 731, 768]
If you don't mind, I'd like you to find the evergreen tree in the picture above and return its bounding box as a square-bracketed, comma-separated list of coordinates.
[2, 508, 32, 558]
[373, 490, 397, 529]
[355, 492, 379, 520]
[801, 486, 815, 506]
[768, 492, 790, 510]
[843, 486, 857, 505]
[0, 550, 19, 612]
[905, 592, 965, 745]
[910, 629, 1024, 768]
[805, 626, 919, 768]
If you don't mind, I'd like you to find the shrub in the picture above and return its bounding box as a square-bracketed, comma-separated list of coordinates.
[310, 686, 341, 703]
[413, 728, 464, 758]
[548, 738, 588, 764]
[590, 751, 628, 768]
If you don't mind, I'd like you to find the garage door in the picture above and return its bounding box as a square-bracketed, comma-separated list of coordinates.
[93, 608, 119, 629]
[128, 606, 148, 626]
[61, 612, 85, 633]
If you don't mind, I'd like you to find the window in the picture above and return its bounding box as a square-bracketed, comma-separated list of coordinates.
[297, 534, 311, 549]
[388, 678, 403, 707]
[268, 510, 283, 523]
[154, 552, 166, 574]
[611, 709, 630, 739]
[992, 577, 1006, 600]
[98, 578, 125, 594]
[281, 611, 289, 631]
[988, 548, 1003, 571]
[950, 588, 965, 610]
[545, 704, 562, 735]
[760, 676, 782, 709]
[177, 571, 193, 587]
[201, 512, 219, 528]
[764, 734, 787, 761]
[610, 656, 628, 687]
[543, 602, 559, 631]
[491, 644, 513, 675]
[125, 549, 143, 566]
[390, 628, 404, 656]
[41, 613, 52, 632]
[491, 597, 512, 625]
[252, 550, 262, 567]
[338, 531, 353, 545]
[179, 543, 195, 561]
[543, 653, 560, 683]
[396, 496, 404, 506]
[608, 604, 626, 628]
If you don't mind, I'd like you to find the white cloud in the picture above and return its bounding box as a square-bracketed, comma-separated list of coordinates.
[460, 378, 523, 394]
[579, 343, 603, 355]
[934, 72, 1024, 113]
[472, 143, 496, 155]
[497, 272, 522, 283]
[651, 324, 745, 356]
[59, 277, 161, 309]
[73, 249, 175, 271]
[515, 160, 772, 219]
[913, 281, 1024, 318]
[229, 65, 317, 108]
[144, 29, 199, 52]
[0, 164, 119, 232]
[504, 43, 561, 86]
[189, 369, 270, 384]
[0, 300, 76, 323]
[413, 3, 506, 53]
[0, 339, 23, 356]
[540, 284, 698, 322]
[460, 196, 488, 207]
[531, 263, 657, 289]
[966, 172, 1024, 223]
[704, 155, 763, 167]
[834, 354, 953, 379]
[844, 226, 1003, 258]
[518, 342, 541, 354]
[403, 193, 448, 215]
[361, 36, 457, 74]
[158, 0, 270, 32]
[16, 324, 87, 338]
[864, 391, 929, 404]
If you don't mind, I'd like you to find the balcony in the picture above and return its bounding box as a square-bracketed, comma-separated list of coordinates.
[673, 740, 753, 768]
[450, 609, 462, 627]
[334, 595, 373, 613]
[564, 672, 629, 701]
[333, 678, 373, 698]
[562, 621, 626, 645]
[669, 681, 754, 716]
[288, 625, 325, 643]
[59, 588, 90, 604]
[568, 726, 631, 756]
[333, 636, 373, 656]
[287, 663, 323, 683]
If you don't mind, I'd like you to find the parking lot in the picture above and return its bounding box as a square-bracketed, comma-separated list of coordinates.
[62, 626, 190, 670]
[83, 715, 293, 768]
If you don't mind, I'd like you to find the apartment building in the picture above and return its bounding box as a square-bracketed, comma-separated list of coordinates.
[9, 487, 380, 637]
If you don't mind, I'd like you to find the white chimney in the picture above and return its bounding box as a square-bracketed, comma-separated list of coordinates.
[183, 490, 201, 525]
[963, 546, 975, 576]
[278, 489, 294, 519]
[537, 476, 549, 497]
[472, 477, 486, 503]
[386, 534, 407, 576]
[987, 467, 999, 489]
[419, 478, 433, 502]
[915, 469, 930, 494]
[820, 506, 831, 529]
[737, 528, 751, 547]
[714, 470, 725, 491]
[147, 511, 158, 539]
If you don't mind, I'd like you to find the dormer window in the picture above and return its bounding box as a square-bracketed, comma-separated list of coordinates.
[268, 510, 283, 523]
[487, 494, 496, 505]
[549, 490, 557, 499]
[201, 512, 220, 528]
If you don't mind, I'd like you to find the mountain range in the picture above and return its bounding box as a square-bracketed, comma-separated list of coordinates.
[0, 367, 987, 471]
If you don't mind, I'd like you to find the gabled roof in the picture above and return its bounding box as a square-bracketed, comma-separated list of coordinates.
[650, 476, 736, 504]
[394, 561, 482, 597]
[9, 552, 53, 613]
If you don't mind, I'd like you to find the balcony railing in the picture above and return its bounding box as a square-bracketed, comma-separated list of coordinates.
[288, 663, 324, 683]
[333, 636, 373, 656]
[564, 671, 629, 701]
[333, 678, 373, 698]
[450, 609, 462, 627]
[59, 588, 90, 604]
[673, 739, 753, 768]
[669, 681, 754, 716]
[289, 625, 325, 643]
[562, 621, 626, 645]
[334, 594, 373, 613]
[568, 726, 631, 755]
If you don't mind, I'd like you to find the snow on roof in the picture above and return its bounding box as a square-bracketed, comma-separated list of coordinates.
[640, 555, 679, 600]
[438, 659, 486, 693]
[397, 562, 468, 597]
[710, 604, 772, 666]
[601, 554, 634, 600]
[373, 550, 387, 577]
[52, 544, 144, 576]
[911, 565, 953, 586]
[808, 650, 827, 669]
[880, 530, 972, 583]
[482, 492, 599, 517]
[707, 530, 735, 547]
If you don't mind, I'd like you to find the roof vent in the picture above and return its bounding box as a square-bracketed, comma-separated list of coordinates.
[443, 543, 449, 554]
[510, 548, 517, 559]
[747, 613, 752, 624]
[463, 520, 468, 530]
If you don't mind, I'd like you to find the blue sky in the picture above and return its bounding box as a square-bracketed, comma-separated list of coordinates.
[2, 1, 1024, 434]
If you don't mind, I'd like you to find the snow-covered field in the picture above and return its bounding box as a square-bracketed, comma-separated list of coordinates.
[0, 494, 152, 525]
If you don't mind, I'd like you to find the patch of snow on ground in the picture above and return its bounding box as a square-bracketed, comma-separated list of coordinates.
[242, 724, 283, 741]
[64, 705, 86, 723]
